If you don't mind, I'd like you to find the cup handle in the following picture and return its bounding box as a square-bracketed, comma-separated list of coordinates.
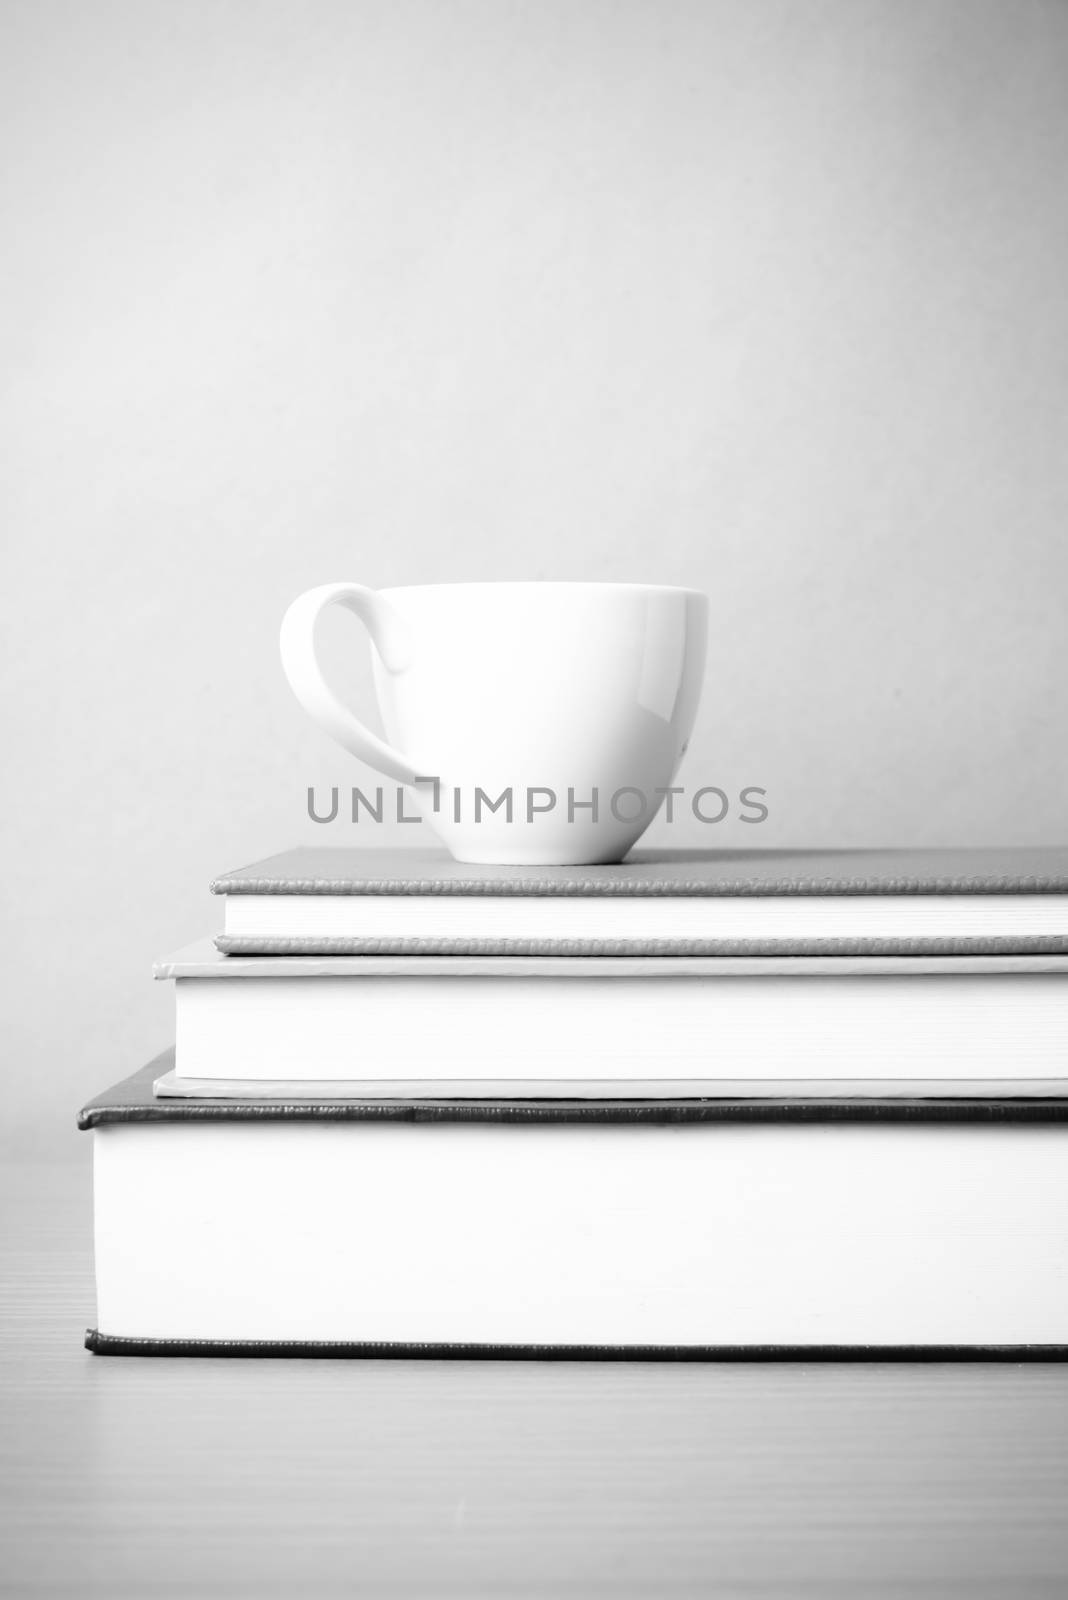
[279, 583, 421, 784]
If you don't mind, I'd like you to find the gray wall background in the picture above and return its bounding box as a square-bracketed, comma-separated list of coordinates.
[3, 0, 1067, 1154]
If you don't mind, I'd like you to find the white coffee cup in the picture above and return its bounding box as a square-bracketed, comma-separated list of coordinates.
[280, 581, 708, 864]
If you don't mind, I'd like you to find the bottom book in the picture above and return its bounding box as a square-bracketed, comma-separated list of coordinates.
[80, 1056, 1068, 1357]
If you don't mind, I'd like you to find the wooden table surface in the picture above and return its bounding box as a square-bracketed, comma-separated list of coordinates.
[3, 1156, 1068, 1598]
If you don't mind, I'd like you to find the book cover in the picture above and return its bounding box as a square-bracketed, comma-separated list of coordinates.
[80, 1054, 1068, 1127]
[212, 845, 1068, 897]
[210, 847, 1068, 956]
[81, 1056, 1068, 1360]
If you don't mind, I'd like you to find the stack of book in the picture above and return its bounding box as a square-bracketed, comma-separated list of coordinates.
[81, 846, 1068, 1357]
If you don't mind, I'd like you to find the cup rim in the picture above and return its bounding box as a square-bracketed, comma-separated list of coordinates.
[378, 581, 706, 599]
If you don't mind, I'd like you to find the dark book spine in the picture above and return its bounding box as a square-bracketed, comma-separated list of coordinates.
[85, 1332, 1068, 1361]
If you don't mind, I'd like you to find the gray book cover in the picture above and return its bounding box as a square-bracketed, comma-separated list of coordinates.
[156, 939, 1068, 980]
[212, 845, 1068, 897]
[209, 846, 1068, 957]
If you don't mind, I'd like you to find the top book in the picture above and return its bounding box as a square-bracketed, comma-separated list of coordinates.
[212, 846, 1068, 956]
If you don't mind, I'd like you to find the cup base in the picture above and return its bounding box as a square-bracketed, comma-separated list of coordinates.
[447, 845, 631, 868]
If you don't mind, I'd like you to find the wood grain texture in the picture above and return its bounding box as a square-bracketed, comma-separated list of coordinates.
[3, 1159, 1068, 1598]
